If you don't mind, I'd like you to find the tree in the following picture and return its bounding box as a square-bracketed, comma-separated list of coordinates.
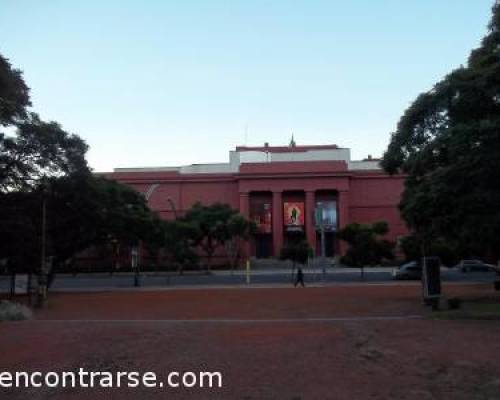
[381, 3, 500, 262]
[0, 113, 89, 192]
[162, 220, 199, 275]
[399, 235, 459, 267]
[337, 221, 395, 278]
[0, 54, 31, 126]
[45, 175, 166, 267]
[224, 214, 256, 271]
[0, 53, 167, 301]
[182, 202, 247, 271]
[0, 174, 166, 281]
[1, 53, 88, 192]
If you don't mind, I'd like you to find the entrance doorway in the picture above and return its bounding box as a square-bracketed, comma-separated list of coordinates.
[316, 231, 336, 258]
[255, 234, 272, 258]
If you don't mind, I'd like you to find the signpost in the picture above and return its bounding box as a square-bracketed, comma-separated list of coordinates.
[131, 247, 140, 287]
[246, 259, 251, 285]
[422, 256, 441, 309]
[14, 274, 29, 295]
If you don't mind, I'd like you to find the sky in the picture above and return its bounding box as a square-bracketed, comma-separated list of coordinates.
[0, 0, 495, 171]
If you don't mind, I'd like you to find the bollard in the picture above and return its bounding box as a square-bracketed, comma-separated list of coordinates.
[246, 259, 251, 285]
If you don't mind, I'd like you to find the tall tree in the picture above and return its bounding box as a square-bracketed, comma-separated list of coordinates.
[0, 174, 166, 276]
[337, 221, 395, 277]
[162, 220, 199, 275]
[224, 214, 256, 271]
[381, 2, 500, 261]
[0, 53, 163, 285]
[182, 202, 247, 271]
[0, 113, 89, 192]
[0, 54, 31, 126]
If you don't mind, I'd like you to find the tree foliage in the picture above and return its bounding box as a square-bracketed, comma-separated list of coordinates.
[0, 54, 31, 126]
[399, 234, 458, 267]
[225, 214, 256, 270]
[337, 221, 395, 267]
[381, 3, 500, 259]
[0, 113, 89, 192]
[0, 174, 166, 274]
[181, 202, 251, 270]
[0, 52, 164, 278]
[162, 220, 199, 274]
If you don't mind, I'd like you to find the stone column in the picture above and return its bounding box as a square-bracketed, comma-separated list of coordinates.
[338, 190, 350, 256]
[305, 190, 317, 256]
[272, 191, 283, 257]
[239, 192, 250, 259]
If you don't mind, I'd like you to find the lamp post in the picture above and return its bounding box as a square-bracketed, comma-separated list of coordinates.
[131, 246, 140, 287]
[315, 205, 327, 280]
[125, 203, 141, 288]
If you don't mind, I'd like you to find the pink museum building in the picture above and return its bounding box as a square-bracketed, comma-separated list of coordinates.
[108, 143, 408, 259]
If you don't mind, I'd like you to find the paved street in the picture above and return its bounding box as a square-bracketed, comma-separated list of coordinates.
[1, 267, 497, 292]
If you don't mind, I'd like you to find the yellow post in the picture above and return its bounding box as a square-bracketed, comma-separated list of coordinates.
[246, 259, 251, 285]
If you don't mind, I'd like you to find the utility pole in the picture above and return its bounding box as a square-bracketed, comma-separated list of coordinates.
[35, 192, 49, 308]
[131, 246, 140, 287]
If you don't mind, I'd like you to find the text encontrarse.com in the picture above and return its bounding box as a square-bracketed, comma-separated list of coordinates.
[0, 369, 223, 389]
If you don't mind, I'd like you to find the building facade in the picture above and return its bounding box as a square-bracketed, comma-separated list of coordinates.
[108, 143, 408, 259]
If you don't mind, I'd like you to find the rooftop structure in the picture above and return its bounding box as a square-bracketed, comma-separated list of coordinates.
[113, 143, 381, 175]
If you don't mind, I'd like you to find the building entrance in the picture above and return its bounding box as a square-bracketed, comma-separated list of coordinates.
[316, 232, 336, 258]
[255, 234, 272, 258]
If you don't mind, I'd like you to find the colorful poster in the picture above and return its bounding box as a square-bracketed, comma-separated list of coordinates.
[283, 202, 305, 227]
[251, 202, 272, 233]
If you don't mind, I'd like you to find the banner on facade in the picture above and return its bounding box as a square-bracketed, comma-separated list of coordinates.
[283, 202, 305, 231]
[250, 202, 272, 233]
[315, 201, 337, 231]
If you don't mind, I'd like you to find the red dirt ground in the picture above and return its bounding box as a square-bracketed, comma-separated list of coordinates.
[1, 283, 500, 400]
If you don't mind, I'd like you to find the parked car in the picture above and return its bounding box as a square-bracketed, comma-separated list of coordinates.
[454, 259, 496, 272]
[392, 261, 422, 280]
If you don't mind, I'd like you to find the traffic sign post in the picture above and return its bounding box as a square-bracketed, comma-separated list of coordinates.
[422, 256, 441, 310]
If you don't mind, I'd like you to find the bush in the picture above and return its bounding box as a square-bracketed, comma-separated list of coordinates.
[280, 240, 311, 265]
[0, 300, 33, 321]
[337, 222, 395, 267]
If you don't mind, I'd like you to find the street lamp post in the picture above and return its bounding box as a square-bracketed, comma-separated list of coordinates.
[315, 205, 327, 280]
[34, 188, 49, 308]
[131, 246, 139, 287]
[125, 203, 141, 288]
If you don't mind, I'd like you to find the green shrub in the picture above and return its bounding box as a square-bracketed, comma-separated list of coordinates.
[280, 240, 311, 265]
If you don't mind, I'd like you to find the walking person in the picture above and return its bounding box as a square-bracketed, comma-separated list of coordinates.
[294, 267, 305, 287]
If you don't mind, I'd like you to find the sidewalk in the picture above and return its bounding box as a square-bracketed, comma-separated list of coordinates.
[214, 267, 394, 275]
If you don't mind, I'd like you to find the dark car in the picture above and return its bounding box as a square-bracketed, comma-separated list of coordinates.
[392, 261, 422, 280]
[454, 259, 496, 272]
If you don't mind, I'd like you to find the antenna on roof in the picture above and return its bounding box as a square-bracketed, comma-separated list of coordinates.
[289, 132, 296, 148]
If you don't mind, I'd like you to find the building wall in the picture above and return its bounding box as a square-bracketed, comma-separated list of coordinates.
[349, 174, 408, 240]
[109, 144, 408, 262]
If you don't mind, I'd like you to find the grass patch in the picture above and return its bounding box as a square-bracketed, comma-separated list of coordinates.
[0, 300, 33, 321]
[432, 302, 500, 320]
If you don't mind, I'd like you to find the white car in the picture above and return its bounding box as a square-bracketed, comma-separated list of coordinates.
[392, 261, 422, 280]
[455, 259, 496, 273]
